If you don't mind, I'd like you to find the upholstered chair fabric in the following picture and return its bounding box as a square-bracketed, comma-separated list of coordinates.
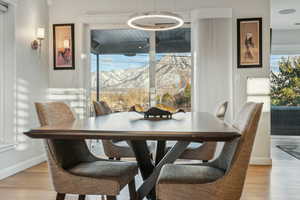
[93, 101, 112, 116]
[157, 102, 263, 200]
[215, 101, 229, 120]
[166, 101, 228, 161]
[93, 101, 155, 159]
[166, 141, 217, 161]
[35, 102, 138, 197]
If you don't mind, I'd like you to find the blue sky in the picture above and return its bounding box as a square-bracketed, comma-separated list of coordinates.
[90, 53, 191, 72]
[270, 55, 282, 73]
[91, 54, 164, 72]
[91, 54, 296, 73]
[270, 54, 300, 73]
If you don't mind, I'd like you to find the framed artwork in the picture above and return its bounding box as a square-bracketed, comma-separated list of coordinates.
[53, 24, 75, 70]
[237, 18, 262, 68]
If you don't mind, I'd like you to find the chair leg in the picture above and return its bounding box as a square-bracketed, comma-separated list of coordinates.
[78, 195, 85, 200]
[56, 193, 66, 200]
[107, 196, 116, 200]
[128, 179, 137, 200]
[150, 153, 153, 160]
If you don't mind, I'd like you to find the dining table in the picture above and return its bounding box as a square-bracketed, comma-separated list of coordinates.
[24, 111, 241, 200]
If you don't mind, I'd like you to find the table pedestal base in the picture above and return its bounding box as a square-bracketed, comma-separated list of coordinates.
[129, 140, 190, 200]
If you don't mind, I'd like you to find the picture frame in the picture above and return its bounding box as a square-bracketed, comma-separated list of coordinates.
[237, 18, 262, 68]
[53, 24, 75, 70]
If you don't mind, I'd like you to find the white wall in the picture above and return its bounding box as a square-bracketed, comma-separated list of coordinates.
[48, 0, 271, 164]
[192, 17, 233, 121]
[0, 0, 49, 179]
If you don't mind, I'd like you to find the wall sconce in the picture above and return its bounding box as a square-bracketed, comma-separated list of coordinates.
[31, 28, 45, 50]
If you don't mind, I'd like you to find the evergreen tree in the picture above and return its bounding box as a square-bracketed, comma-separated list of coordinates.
[271, 56, 300, 106]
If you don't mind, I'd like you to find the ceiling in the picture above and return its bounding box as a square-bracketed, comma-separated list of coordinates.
[91, 28, 191, 55]
[272, 0, 300, 29]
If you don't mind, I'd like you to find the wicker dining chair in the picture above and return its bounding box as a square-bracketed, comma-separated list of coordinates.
[35, 102, 138, 200]
[165, 101, 229, 162]
[156, 102, 263, 200]
[93, 101, 155, 160]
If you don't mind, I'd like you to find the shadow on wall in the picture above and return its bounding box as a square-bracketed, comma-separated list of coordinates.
[15, 78, 30, 151]
[47, 88, 88, 119]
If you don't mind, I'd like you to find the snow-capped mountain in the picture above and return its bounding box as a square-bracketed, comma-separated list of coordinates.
[91, 55, 191, 91]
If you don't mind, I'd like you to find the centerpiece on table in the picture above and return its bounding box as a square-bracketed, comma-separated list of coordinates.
[129, 104, 184, 119]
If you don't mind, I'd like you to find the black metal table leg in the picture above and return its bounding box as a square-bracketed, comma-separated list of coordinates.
[129, 140, 190, 200]
[155, 141, 166, 165]
[129, 140, 156, 200]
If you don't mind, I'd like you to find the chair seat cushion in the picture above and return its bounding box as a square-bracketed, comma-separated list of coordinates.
[68, 160, 138, 186]
[158, 164, 225, 184]
[166, 142, 216, 161]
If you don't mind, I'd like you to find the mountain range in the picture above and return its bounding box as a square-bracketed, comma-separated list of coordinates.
[91, 55, 191, 91]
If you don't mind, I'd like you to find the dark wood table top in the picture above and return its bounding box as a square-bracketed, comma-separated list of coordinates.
[24, 112, 240, 142]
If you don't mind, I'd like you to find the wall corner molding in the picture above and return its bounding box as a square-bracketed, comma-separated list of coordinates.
[0, 154, 46, 180]
[0, 143, 17, 153]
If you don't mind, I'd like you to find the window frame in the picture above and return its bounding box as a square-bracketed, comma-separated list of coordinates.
[90, 25, 192, 111]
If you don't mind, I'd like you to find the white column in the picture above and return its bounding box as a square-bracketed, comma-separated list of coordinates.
[191, 17, 233, 121]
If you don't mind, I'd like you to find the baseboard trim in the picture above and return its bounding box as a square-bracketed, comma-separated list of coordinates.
[0, 143, 17, 153]
[250, 157, 272, 165]
[0, 154, 46, 180]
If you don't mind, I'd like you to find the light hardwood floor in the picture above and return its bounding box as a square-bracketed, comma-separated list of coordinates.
[0, 137, 300, 200]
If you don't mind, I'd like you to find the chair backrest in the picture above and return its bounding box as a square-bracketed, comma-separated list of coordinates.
[212, 102, 263, 171]
[92, 101, 122, 155]
[215, 101, 228, 120]
[35, 102, 75, 126]
[211, 102, 263, 199]
[93, 101, 112, 116]
[35, 102, 91, 169]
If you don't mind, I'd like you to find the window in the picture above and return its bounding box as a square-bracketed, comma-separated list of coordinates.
[247, 77, 270, 112]
[270, 54, 300, 135]
[270, 54, 300, 107]
[91, 29, 150, 111]
[155, 53, 191, 110]
[271, 54, 300, 74]
[90, 28, 191, 112]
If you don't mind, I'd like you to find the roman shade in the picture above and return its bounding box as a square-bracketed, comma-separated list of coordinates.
[0, 1, 8, 13]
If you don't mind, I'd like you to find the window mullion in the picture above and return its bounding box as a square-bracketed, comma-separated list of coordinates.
[149, 31, 156, 107]
[96, 54, 100, 101]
